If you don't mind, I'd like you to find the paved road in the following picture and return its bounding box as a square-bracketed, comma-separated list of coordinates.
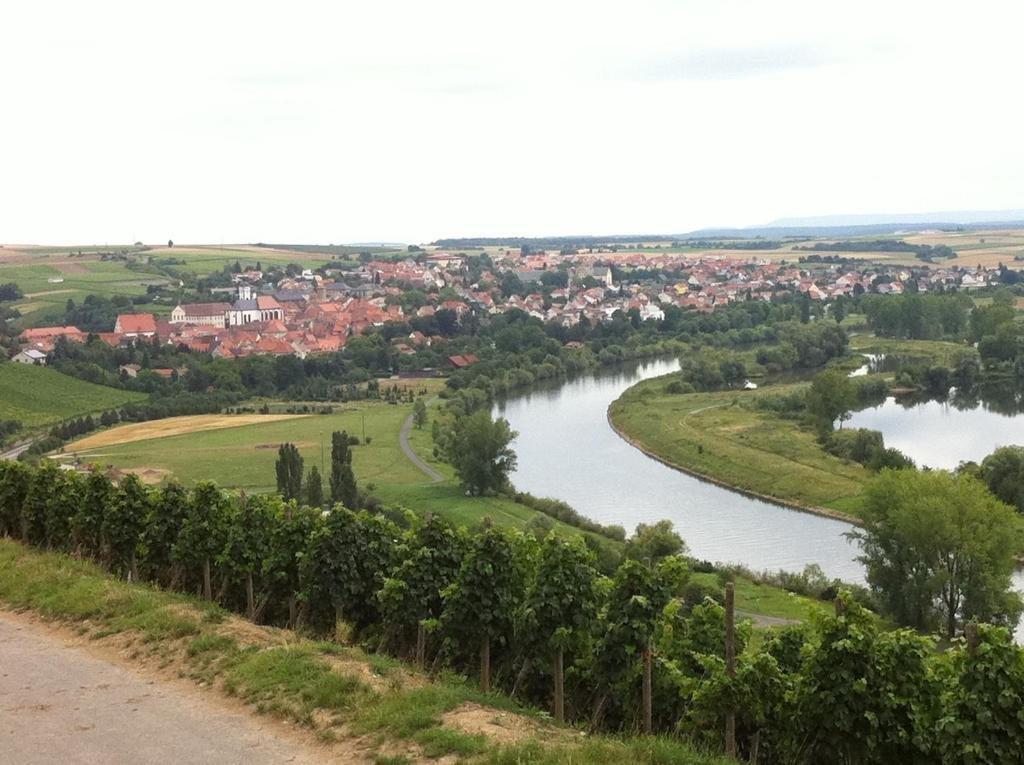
[399, 413, 443, 483]
[0, 613, 337, 764]
[0, 437, 38, 461]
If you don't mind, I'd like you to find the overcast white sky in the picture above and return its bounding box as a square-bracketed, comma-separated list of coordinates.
[2, 1, 1022, 245]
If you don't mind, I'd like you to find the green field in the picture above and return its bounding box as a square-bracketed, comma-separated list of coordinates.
[62, 399, 606, 542]
[0, 255, 173, 321]
[0, 363, 146, 428]
[609, 378, 871, 519]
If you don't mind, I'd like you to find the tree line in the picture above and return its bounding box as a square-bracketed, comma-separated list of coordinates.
[2, 458, 1024, 762]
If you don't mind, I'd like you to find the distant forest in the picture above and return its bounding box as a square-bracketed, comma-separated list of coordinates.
[795, 239, 956, 262]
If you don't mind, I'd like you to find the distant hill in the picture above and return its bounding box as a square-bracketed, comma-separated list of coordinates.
[766, 209, 1024, 228]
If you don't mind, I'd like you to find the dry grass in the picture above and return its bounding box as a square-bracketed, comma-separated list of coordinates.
[65, 414, 310, 451]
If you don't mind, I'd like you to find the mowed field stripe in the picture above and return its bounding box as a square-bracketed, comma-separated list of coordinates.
[65, 414, 311, 451]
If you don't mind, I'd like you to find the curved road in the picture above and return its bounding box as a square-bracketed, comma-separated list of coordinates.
[399, 413, 443, 483]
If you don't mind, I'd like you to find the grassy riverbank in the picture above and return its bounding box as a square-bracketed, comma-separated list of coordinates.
[0, 538, 728, 765]
[608, 377, 871, 520]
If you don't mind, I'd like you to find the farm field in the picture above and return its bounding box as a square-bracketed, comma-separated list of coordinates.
[67, 413, 311, 451]
[59, 397, 622, 546]
[0, 363, 145, 428]
[0, 256, 172, 320]
[63, 402, 421, 491]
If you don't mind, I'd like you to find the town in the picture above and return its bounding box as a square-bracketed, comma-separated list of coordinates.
[10, 246, 998, 364]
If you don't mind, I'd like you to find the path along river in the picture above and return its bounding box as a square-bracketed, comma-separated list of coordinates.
[494, 358, 1024, 638]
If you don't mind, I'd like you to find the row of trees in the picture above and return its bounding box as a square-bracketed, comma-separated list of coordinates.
[1, 460, 1024, 761]
[275, 430, 359, 509]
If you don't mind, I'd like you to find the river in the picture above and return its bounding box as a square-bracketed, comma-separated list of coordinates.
[494, 357, 1024, 638]
[495, 358, 865, 582]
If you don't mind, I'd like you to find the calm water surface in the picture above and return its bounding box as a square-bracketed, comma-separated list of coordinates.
[495, 358, 864, 582]
[495, 358, 1024, 639]
[847, 395, 1024, 470]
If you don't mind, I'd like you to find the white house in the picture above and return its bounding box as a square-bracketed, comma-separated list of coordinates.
[12, 348, 47, 365]
[170, 302, 231, 327]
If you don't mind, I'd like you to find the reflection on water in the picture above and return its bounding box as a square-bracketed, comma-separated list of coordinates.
[495, 358, 865, 582]
[846, 393, 1024, 470]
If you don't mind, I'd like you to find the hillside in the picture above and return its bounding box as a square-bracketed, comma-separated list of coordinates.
[0, 363, 145, 428]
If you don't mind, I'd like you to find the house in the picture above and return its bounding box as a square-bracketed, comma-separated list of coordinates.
[114, 313, 157, 338]
[170, 302, 231, 327]
[12, 348, 47, 365]
[574, 265, 614, 288]
[447, 353, 479, 369]
[119, 363, 142, 378]
[18, 325, 87, 349]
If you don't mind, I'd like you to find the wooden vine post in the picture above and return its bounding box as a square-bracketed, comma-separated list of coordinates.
[725, 581, 736, 758]
[480, 636, 491, 692]
[554, 646, 565, 723]
[416, 621, 426, 669]
[202, 556, 212, 600]
[245, 571, 255, 620]
[642, 641, 653, 734]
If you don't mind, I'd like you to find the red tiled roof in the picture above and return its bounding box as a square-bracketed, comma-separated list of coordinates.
[115, 313, 157, 334]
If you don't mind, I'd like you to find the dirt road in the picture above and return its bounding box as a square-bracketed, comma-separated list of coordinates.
[0, 612, 337, 764]
[399, 413, 442, 483]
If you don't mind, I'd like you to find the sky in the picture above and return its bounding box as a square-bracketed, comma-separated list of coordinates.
[2, 0, 1022, 245]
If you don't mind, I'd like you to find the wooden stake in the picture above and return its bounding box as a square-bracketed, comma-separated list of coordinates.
[554, 647, 565, 723]
[416, 622, 426, 669]
[642, 643, 653, 734]
[480, 637, 491, 693]
[725, 581, 736, 758]
[202, 557, 212, 600]
[245, 572, 255, 620]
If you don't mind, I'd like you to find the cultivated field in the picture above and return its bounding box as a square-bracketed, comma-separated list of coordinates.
[65, 413, 310, 451]
[0, 363, 145, 428]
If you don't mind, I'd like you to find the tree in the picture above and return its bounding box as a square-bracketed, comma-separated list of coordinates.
[141, 481, 189, 586]
[412, 398, 427, 429]
[379, 515, 467, 656]
[441, 522, 528, 691]
[275, 443, 303, 501]
[855, 470, 1023, 638]
[177, 481, 231, 599]
[167, 239, 174, 247]
[806, 367, 855, 432]
[103, 474, 151, 580]
[438, 410, 517, 495]
[593, 556, 687, 726]
[305, 465, 324, 507]
[329, 430, 358, 508]
[522, 534, 601, 721]
[302, 507, 399, 634]
[219, 494, 276, 619]
[794, 596, 938, 764]
[624, 520, 687, 564]
[979, 446, 1024, 513]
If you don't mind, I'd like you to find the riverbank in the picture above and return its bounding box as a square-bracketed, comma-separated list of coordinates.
[608, 377, 868, 524]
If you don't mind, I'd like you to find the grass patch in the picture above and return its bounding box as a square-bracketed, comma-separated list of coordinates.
[224, 645, 370, 722]
[609, 379, 870, 518]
